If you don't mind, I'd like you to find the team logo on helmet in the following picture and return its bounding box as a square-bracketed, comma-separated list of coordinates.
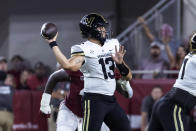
[80, 16, 95, 27]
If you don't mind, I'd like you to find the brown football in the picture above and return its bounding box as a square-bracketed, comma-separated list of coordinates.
[40, 23, 57, 40]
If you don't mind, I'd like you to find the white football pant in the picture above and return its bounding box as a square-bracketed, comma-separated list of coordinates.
[56, 102, 110, 131]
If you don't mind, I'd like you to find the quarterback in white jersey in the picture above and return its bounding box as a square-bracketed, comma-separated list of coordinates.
[71, 39, 120, 96]
[41, 13, 132, 131]
[148, 32, 196, 131]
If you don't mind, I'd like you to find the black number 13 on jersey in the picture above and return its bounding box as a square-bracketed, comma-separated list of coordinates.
[98, 57, 115, 79]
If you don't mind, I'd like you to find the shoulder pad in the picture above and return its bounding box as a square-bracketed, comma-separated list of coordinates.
[71, 44, 84, 57]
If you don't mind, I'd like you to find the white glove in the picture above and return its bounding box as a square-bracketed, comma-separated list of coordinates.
[125, 81, 133, 98]
[79, 89, 84, 96]
[40, 93, 51, 114]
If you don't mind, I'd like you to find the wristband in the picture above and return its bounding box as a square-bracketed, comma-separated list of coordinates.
[49, 41, 58, 48]
[116, 63, 129, 76]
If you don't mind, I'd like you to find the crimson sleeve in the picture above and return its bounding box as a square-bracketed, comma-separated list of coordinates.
[44, 69, 70, 94]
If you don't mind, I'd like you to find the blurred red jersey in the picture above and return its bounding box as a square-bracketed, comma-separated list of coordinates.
[27, 75, 48, 90]
[65, 70, 84, 117]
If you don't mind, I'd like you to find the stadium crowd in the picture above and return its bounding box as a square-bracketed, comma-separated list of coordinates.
[0, 55, 69, 131]
[137, 16, 189, 79]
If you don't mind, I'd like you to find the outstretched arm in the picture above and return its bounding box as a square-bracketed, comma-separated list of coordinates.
[164, 42, 175, 68]
[40, 69, 70, 115]
[45, 33, 84, 71]
[138, 17, 155, 42]
[44, 69, 70, 94]
[112, 45, 132, 81]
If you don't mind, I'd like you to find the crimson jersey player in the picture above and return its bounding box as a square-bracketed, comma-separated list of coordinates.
[40, 68, 132, 131]
[65, 70, 84, 118]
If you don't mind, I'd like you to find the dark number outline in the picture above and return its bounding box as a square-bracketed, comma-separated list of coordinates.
[181, 58, 189, 79]
[98, 57, 115, 79]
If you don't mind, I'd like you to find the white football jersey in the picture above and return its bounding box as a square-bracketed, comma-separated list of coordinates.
[173, 53, 196, 96]
[71, 39, 120, 96]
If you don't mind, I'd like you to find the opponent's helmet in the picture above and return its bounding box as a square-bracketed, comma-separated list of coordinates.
[79, 13, 109, 45]
[189, 32, 196, 52]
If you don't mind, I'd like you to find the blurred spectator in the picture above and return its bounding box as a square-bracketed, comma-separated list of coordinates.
[18, 69, 34, 90]
[0, 71, 14, 131]
[138, 17, 181, 62]
[141, 85, 163, 131]
[9, 55, 25, 71]
[164, 40, 187, 78]
[165, 43, 186, 70]
[45, 65, 52, 77]
[5, 74, 16, 88]
[0, 56, 8, 72]
[138, 41, 169, 79]
[8, 55, 25, 89]
[27, 62, 48, 90]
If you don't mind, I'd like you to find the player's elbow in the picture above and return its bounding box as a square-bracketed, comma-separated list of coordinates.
[61, 63, 72, 70]
[62, 64, 69, 70]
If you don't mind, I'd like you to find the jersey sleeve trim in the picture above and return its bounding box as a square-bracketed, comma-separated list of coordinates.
[71, 51, 85, 57]
[71, 44, 84, 57]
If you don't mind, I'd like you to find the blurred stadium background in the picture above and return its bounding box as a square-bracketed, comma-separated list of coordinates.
[0, 0, 196, 131]
[0, 0, 176, 69]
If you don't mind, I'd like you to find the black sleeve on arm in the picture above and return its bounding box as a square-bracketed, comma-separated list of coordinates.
[116, 62, 129, 76]
[44, 69, 70, 94]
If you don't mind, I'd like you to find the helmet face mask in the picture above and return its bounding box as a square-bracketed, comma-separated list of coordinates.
[79, 13, 110, 45]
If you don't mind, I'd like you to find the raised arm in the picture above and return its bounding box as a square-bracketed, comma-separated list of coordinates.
[163, 39, 175, 68]
[138, 17, 155, 42]
[112, 45, 132, 81]
[46, 33, 84, 71]
[40, 69, 70, 115]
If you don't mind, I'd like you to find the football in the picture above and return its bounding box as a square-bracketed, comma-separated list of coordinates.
[40, 23, 57, 40]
